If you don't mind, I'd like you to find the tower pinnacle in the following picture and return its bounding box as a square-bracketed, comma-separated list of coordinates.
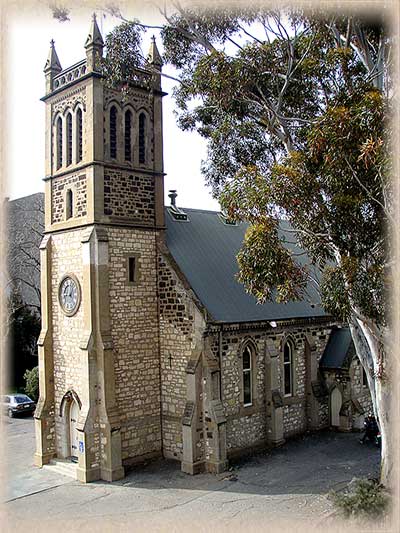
[85, 13, 104, 72]
[44, 39, 62, 73]
[85, 12, 104, 48]
[147, 35, 163, 69]
[44, 40, 62, 93]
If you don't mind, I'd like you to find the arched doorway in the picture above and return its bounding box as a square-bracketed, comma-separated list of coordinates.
[330, 387, 342, 427]
[69, 398, 80, 461]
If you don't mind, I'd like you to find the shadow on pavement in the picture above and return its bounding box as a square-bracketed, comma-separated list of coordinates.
[112, 430, 380, 496]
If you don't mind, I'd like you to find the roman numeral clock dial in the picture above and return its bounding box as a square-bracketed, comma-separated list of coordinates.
[58, 275, 81, 316]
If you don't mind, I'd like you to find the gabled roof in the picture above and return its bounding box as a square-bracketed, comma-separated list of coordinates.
[320, 328, 354, 369]
[164, 207, 327, 323]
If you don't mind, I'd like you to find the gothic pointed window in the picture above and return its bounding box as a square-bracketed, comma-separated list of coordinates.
[283, 341, 294, 396]
[76, 108, 83, 163]
[66, 112, 72, 166]
[56, 116, 63, 169]
[110, 106, 117, 159]
[242, 345, 252, 406]
[138, 112, 146, 164]
[124, 110, 132, 161]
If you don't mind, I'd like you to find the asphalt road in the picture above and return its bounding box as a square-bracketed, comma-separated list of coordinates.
[2, 415, 380, 532]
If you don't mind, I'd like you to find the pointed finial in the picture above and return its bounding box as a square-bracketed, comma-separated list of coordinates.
[85, 12, 104, 48]
[147, 35, 162, 68]
[44, 39, 62, 73]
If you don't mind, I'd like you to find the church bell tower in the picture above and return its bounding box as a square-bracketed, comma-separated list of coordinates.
[35, 15, 165, 482]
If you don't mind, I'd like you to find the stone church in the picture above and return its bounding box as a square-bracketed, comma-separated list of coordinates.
[35, 16, 372, 482]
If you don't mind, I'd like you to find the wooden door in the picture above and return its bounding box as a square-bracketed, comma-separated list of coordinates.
[330, 387, 342, 427]
[69, 400, 79, 459]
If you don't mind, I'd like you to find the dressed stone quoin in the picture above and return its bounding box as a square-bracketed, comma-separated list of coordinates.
[35, 16, 372, 482]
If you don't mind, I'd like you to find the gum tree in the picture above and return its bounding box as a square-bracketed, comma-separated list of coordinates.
[157, 6, 392, 485]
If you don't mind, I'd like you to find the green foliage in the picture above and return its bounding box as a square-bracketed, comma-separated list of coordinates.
[330, 479, 390, 519]
[24, 366, 39, 402]
[238, 222, 308, 303]
[101, 22, 146, 88]
[320, 267, 351, 321]
[160, 7, 389, 326]
[7, 291, 41, 388]
[275, 88, 389, 324]
[101, 9, 389, 327]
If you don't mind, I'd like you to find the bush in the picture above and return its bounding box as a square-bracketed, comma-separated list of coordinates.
[330, 478, 390, 520]
[24, 366, 39, 402]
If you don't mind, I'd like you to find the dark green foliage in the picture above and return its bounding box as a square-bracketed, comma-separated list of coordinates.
[8, 291, 41, 389]
[330, 479, 390, 519]
[101, 22, 146, 88]
[159, 7, 389, 328]
[24, 366, 39, 402]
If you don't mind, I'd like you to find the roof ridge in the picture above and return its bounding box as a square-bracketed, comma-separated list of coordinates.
[165, 206, 222, 215]
[8, 191, 44, 202]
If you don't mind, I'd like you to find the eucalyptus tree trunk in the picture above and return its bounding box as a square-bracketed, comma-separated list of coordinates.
[349, 316, 392, 487]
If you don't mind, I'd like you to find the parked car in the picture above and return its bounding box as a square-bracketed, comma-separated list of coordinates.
[2, 394, 36, 418]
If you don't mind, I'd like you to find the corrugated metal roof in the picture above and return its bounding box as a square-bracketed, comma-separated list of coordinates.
[165, 207, 327, 323]
[320, 328, 353, 369]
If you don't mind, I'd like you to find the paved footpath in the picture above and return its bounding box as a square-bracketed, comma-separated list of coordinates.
[1, 416, 380, 532]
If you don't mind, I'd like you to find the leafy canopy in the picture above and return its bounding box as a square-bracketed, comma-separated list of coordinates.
[102, 6, 390, 327]
[159, 7, 390, 326]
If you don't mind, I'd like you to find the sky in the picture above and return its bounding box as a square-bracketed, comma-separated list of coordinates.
[4, 2, 220, 211]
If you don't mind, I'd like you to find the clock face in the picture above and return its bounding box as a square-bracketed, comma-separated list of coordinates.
[59, 275, 81, 316]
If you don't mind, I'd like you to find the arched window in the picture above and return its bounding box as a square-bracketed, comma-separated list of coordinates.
[124, 110, 132, 161]
[242, 345, 252, 406]
[76, 108, 83, 163]
[66, 189, 73, 219]
[283, 341, 294, 396]
[66, 112, 72, 166]
[110, 106, 117, 159]
[138, 112, 146, 164]
[56, 116, 63, 169]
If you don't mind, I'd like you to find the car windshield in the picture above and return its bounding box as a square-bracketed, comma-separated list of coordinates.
[13, 395, 32, 403]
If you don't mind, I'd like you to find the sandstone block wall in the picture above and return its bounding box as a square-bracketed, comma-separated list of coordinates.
[350, 358, 373, 423]
[218, 331, 267, 454]
[219, 325, 333, 453]
[280, 327, 331, 437]
[51, 173, 87, 223]
[107, 227, 162, 463]
[104, 170, 155, 222]
[158, 253, 206, 460]
[51, 228, 100, 469]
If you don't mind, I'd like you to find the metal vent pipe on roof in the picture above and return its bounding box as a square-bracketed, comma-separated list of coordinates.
[168, 190, 177, 207]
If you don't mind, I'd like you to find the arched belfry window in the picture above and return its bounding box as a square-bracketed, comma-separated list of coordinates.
[76, 108, 83, 163]
[138, 112, 146, 164]
[110, 106, 117, 159]
[242, 344, 253, 406]
[124, 110, 132, 161]
[283, 341, 294, 396]
[56, 116, 63, 169]
[66, 189, 73, 220]
[66, 112, 72, 166]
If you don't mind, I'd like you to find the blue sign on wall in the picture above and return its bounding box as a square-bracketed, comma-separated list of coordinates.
[79, 441, 84, 453]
